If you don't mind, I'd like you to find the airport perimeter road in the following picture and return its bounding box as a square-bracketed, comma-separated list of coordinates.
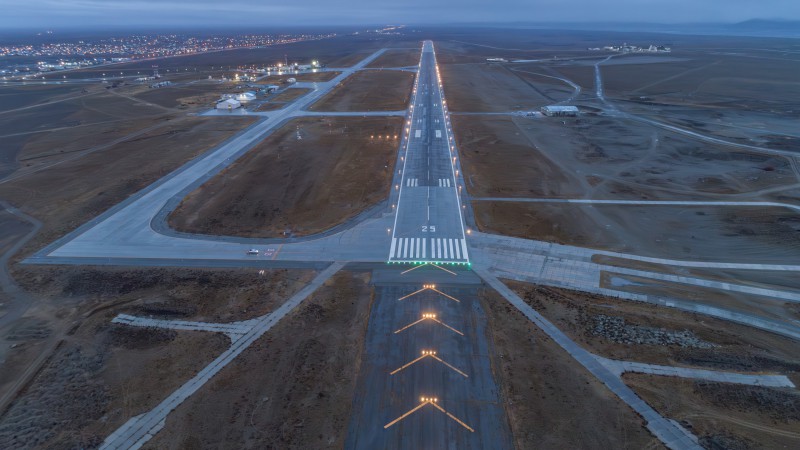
[389, 40, 468, 264]
[345, 266, 512, 449]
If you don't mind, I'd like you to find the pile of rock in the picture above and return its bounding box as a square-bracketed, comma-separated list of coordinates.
[591, 315, 715, 348]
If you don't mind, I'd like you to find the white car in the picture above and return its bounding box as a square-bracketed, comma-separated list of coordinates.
[246, 248, 259, 255]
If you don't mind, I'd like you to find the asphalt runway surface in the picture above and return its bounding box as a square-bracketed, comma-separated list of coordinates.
[389, 41, 468, 264]
[345, 265, 512, 449]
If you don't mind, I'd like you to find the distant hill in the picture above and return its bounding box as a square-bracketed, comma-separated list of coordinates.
[455, 20, 800, 38]
[729, 19, 800, 34]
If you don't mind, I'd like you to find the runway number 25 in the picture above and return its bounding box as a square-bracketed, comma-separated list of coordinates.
[422, 225, 436, 232]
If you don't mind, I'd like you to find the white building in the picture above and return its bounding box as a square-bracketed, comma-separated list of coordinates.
[221, 91, 257, 103]
[541, 105, 579, 117]
[216, 99, 241, 110]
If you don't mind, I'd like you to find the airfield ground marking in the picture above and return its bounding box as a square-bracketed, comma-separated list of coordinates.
[401, 263, 430, 274]
[397, 285, 460, 303]
[429, 400, 475, 432]
[430, 263, 457, 276]
[398, 287, 427, 301]
[390, 350, 469, 377]
[430, 316, 464, 335]
[384, 398, 474, 432]
[430, 287, 461, 303]
[393, 313, 463, 335]
[429, 354, 469, 377]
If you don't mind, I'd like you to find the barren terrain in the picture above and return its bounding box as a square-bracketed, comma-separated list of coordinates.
[625, 374, 800, 449]
[145, 270, 373, 449]
[441, 63, 567, 112]
[480, 287, 662, 449]
[366, 48, 421, 68]
[169, 116, 402, 237]
[0, 266, 313, 448]
[0, 115, 257, 254]
[505, 280, 800, 375]
[473, 202, 800, 263]
[310, 70, 414, 111]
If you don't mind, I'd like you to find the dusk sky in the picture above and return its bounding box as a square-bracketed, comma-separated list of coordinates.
[1, 0, 798, 28]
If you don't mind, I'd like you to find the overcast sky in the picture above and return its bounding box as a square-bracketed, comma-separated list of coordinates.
[1, 0, 798, 29]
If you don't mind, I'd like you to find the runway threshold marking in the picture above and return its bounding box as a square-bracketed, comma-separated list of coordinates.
[393, 313, 463, 335]
[390, 350, 468, 377]
[384, 397, 475, 432]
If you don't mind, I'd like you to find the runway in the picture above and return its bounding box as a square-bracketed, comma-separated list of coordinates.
[345, 266, 512, 449]
[389, 41, 468, 264]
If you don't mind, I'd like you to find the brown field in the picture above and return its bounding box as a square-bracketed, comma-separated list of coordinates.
[169, 116, 401, 237]
[131, 82, 236, 109]
[624, 374, 800, 449]
[366, 48, 421, 68]
[600, 272, 800, 328]
[454, 115, 584, 197]
[271, 87, 311, 102]
[254, 88, 312, 111]
[0, 266, 313, 448]
[599, 54, 800, 106]
[0, 85, 171, 178]
[480, 287, 662, 449]
[457, 113, 796, 200]
[257, 70, 341, 84]
[468, 112, 796, 198]
[440, 63, 558, 112]
[505, 279, 800, 372]
[0, 116, 257, 254]
[327, 51, 376, 68]
[310, 70, 414, 111]
[145, 270, 373, 449]
[473, 202, 800, 263]
[594, 254, 800, 293]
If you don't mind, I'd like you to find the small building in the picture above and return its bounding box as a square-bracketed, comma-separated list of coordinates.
[221, 91, 256, 103]
[541, 105, 579, 117]
[216, 99, 241, 110]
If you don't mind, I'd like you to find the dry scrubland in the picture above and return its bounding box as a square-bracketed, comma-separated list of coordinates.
[453, 112, 800, 263]
[310, 70, 414, 111]
[480, 288, 662, 449]
[626, 375, 800, 449]
[145, 271, 373, 450]
[473, 203, 800, 263]
[504, 280, 800, 448]
[0, 115, 257, 254]
[256, 88, 312, 111]
[441, 63, 570, 112]
[366, 48, 421, 68]
[0, 266, 314, 448]
[169, 117, 402, 237]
